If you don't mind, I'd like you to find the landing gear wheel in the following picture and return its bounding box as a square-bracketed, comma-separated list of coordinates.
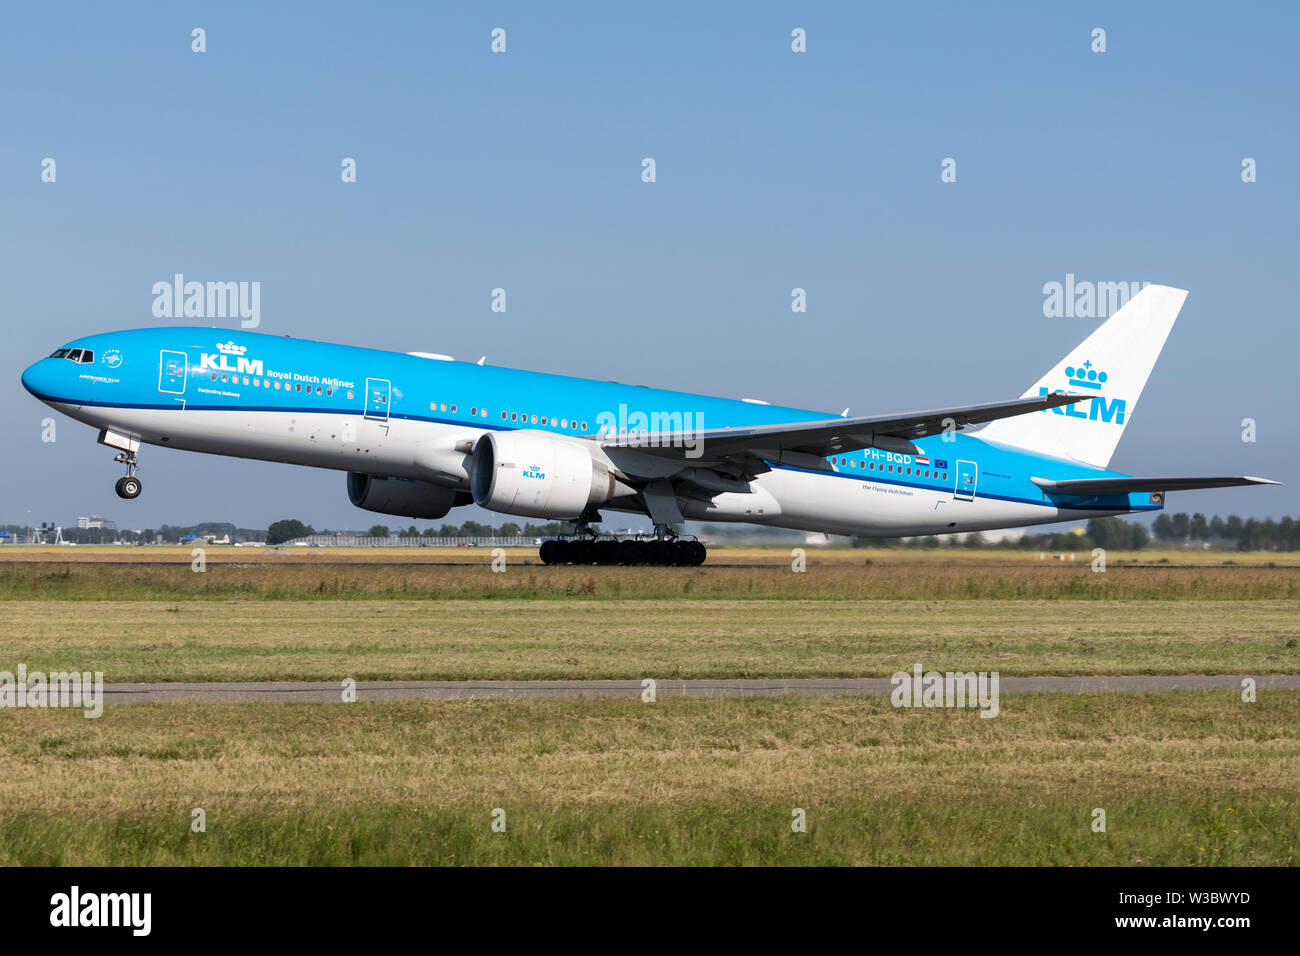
[115, 476, 142, 499]
[539, 539, 561, 565]
[682, 541, 706, 566]
[649, 540, 676, 566]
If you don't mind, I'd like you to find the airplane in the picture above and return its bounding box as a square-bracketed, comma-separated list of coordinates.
[20, 284, 1278, 565]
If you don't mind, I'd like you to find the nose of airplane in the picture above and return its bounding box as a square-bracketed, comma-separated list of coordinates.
[21, 358, 59, 400]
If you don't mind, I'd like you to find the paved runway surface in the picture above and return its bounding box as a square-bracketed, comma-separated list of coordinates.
[98, 675, 1300, 704]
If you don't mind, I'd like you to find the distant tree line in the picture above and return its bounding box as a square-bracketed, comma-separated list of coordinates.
[10, 511, 1297, 551]
[855, 512, 1300, 552]
[1150, 513, 1300, 551]
[264, 519, 578, 545]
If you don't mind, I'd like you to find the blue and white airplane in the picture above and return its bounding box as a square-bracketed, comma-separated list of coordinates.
[21, 284, 1277, 565]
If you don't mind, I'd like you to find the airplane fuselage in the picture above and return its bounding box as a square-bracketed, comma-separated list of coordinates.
[20, 327, 1156, 538]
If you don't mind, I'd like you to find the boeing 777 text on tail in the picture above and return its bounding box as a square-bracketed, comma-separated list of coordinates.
[21, 285, 1278, 565]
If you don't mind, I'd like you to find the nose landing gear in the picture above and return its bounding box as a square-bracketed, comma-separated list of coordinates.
[113, 452, 142, 499]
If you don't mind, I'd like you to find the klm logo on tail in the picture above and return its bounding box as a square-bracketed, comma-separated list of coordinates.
[1040, 359, 1126, 424]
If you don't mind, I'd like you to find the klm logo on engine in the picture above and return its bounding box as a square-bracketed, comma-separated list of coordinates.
[521, 465, 545, 480]
[200, 341, 263, 377]
[1040, 359, 1126, 424]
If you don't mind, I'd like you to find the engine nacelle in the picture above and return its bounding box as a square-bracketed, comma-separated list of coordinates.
[346, 472, 467, 519]
[470, 430, 629, 519]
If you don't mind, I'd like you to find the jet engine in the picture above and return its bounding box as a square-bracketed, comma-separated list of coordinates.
[469, 430, 633, 518]
[346, 472, 469, 519]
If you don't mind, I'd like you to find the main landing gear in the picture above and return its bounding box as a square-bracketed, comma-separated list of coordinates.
[539, 522, 707, 567]
[113, 452, 142, 499]
[540, 536, 706, 567]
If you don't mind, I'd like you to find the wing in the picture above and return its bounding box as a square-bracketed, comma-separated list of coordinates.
[1031, 475, 1282, 495]
[601, 393, 1091, 463]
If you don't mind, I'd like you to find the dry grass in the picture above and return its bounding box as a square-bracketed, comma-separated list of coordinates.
[3, 552, 1298, 602]
[2, 545, 1294, 566]
[0, 692, 1294, 865]
[4, 598, 1298, 681]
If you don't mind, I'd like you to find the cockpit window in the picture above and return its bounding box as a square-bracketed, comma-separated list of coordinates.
[51, 348, 94, 363]
[78, 350, 94, 363]
[49, 349, 70, 359]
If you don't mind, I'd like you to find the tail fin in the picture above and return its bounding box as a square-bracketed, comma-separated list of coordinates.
[977, 284, 1187, 468]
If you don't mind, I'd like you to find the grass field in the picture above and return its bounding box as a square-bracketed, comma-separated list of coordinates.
[5, 599, 1298, 681]
[0, 692, 1294, 865]
[4, 545, 1294, 566]
[2, 547, 1298, 602]
[3, 545, 1296, 866]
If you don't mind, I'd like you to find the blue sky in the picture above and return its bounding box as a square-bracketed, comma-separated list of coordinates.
[3, 1, 1296, 531]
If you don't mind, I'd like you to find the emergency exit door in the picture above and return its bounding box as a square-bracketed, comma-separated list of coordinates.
[364, 378, 391, 421]
[954, 459, 978, 501]
[158, 350, 187, 395]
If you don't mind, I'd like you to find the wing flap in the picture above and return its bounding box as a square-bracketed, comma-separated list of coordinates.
[601, 392, 1091, 460]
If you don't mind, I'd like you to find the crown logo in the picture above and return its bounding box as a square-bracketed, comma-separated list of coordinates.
[1065, 359, 1107, 390]
[216, 341, 246, 355]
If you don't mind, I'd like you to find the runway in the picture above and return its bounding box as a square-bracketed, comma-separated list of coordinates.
[96, 674, 1300, 704]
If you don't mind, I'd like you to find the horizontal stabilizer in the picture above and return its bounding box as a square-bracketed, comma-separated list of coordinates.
[1031, 475, 1281, 495]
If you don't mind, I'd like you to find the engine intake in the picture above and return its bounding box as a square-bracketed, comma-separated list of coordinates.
[346, 472, 467, 519]
[470, 430, 630, 518]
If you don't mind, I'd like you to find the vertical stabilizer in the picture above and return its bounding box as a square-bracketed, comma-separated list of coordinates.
[977, 284, 1187, 468]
